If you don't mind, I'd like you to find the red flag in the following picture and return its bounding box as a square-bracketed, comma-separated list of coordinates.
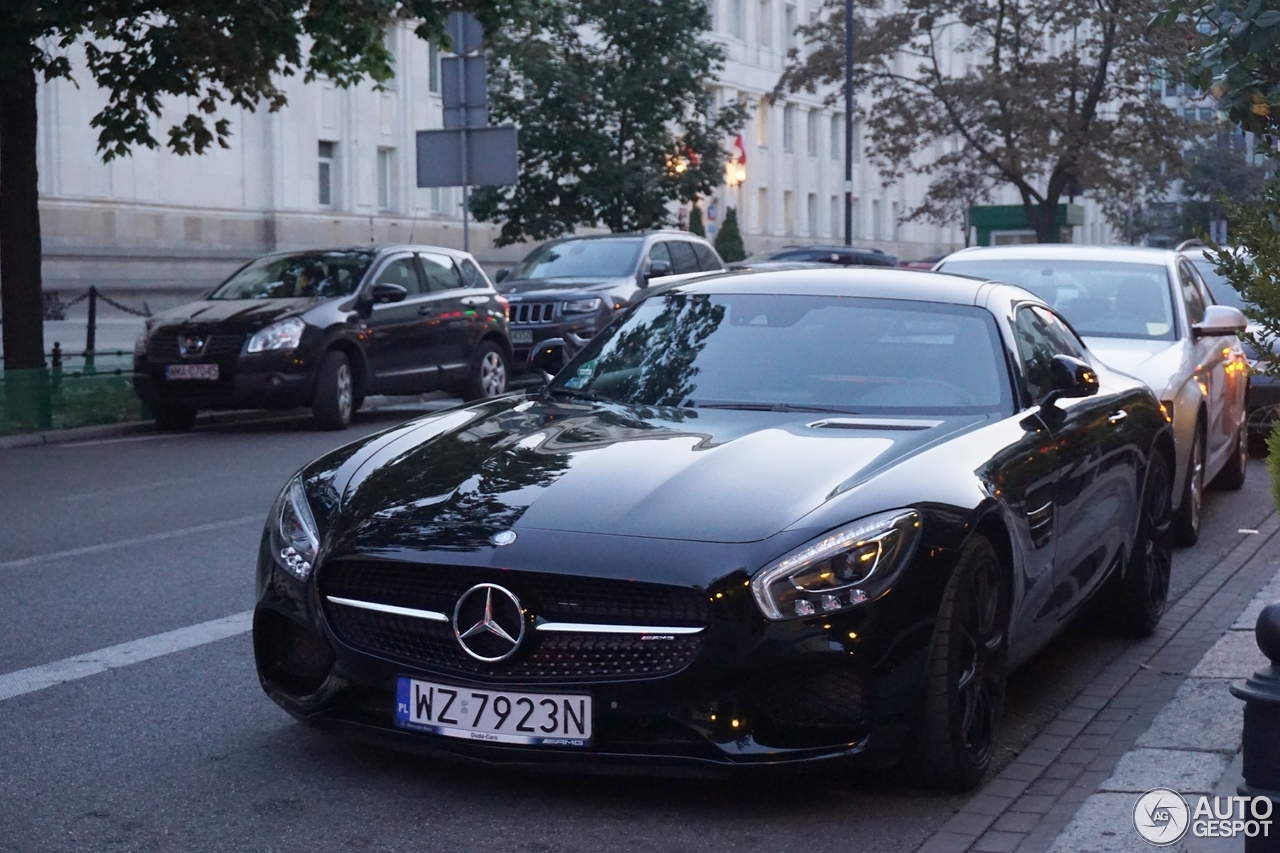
[733, 134, 747, 166]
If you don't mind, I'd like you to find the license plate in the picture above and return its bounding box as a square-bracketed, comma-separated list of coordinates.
[395, 677, 591, 747]
[165, 364, 219, 380]
[511, 329, 534, 345]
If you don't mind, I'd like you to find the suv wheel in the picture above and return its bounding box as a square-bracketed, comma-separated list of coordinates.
[313, 350, 353, 430]
[461, 342, 508, 401]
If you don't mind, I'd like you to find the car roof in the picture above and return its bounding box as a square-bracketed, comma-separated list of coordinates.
[669, 266, 1016, 306]
[540, 231, 709, 244]
[941, 244, 1176, 265]
[776, 245, 889, 254]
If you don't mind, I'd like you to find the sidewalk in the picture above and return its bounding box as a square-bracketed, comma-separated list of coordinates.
[918, 514, 1280, 853]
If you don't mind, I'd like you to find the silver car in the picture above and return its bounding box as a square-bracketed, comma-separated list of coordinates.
[937, 245, 1248, 545]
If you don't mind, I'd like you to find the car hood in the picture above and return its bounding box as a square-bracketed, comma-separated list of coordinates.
[330, 397, 982, 545]
[1083, 337, 1183, 393]
[500, 277, 633, 297]
[149, 297, 320, 332]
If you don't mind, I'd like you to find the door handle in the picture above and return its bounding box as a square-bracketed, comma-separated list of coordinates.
[461, 296, 489, 305]
[1107, 411, 1128, 426]
[418, 305, 433, 316]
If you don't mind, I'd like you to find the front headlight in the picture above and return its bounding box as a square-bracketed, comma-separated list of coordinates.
[247, 317, 306, 353]
[563, 297, 602, 314]
[134, 331, 148, 356]
[751, 509, 921, 621]
[269, 476, 321, 581]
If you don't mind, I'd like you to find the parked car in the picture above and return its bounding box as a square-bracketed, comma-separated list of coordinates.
[936, 245, 1248, 545]
[727, 245, 899, 269]
[253, 267, 1174, 789]
[494, 232, 726, 368]
[134, 246, 512, 431]
[900, 254, 946, 270]
[1177, 240, 1279, 451]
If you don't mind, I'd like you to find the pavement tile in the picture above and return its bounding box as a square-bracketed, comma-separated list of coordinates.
[1057, 747, 1099, 765]
[973, 830, 1024, 852]
[1010, 795, 1057, 814]
[916, 831, 979, 853]
[1233, 577, 1280, 629]
[1134, 678, 1243, 753]
[1026, 778, 1071, 797]
[943, 810, 998, 836]
[967, 794, 1016, 817]
[1046, 792, 1153, 853]
[1188, 629, 1270, 679]
[998, 762, 1045, 783]
[993, 811, 1042, 834]
[983, 777, 1033, 799]
[1097, 748, 1230, 794]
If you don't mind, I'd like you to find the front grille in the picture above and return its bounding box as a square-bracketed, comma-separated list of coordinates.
[318, 559, 710, 682]
[511, 302, 558, 324]
[149, 332, 245, 361]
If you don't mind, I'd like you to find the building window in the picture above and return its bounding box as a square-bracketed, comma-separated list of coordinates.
[783, 104, 796, 151]
[830, 195, 840, 237]
[891, 201, 901, 240]
[429, 43, 440, 93]
[806, 110, 818, 156]
[784, 3, 797, 50]
[430, 186, 443, 213]
[807, 193, 818, 235]
[852, 197, 861, 238]
[872, 199, 882, 240]
[1199, 107, 1215, 121]
[756, 98, 770, 147]
[759, 0, 773, 48]
[852, 119, 863, 161]
[318, 141, 335, 207]
[377, 148, 393, 211]
[730, 0, 745, 38]
[757, 187, 769, 231]
[831, 114, 842, 160]
[784, 190, 795, 234]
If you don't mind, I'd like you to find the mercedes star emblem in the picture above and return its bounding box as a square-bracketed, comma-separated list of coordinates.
[490, 530, 517, 546]
[453, 583, 526, 662]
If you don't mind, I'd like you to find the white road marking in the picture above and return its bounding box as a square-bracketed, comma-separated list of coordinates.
[0, 611, 253, 702]
[0, 515, 261, 571]
[61, 472, 239, 502]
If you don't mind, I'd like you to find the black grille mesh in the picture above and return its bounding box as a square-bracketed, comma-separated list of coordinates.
[149, 332, 245, 361]
[318, 559, 710, 681]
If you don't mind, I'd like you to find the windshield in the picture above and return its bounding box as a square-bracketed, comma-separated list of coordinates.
[1191, 258, 1248, 311]
[938, 258, 1177, 341]
[552, 293, 1012, 415]
[510, 238, 643, 281]
[210, 251, 374, 300]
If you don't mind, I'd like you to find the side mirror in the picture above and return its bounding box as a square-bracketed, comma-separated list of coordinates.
[647, 259, 673, 280]
[1192, 304, 1248, 338]
[495, 268, 511, 283]
[1042, 354, 1100, 407]
[369, 282, 408, 304]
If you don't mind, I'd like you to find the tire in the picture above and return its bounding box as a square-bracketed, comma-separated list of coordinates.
[1111, 450, 1174, 636]
[1172, 422, 1205, 546]
[153, 404, 197, 432]
[1210, 419, 1247, 491]
[910, 534, 1010, 791]
[312, 350, 353, 430]
[460, 341, 508, 402]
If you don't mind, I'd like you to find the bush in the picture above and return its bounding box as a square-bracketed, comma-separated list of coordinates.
[714, 206, 745, 261]
[688, 205, 705, 237]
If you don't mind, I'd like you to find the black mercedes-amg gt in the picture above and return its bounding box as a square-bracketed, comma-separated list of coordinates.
[252, 268, 1175, 789]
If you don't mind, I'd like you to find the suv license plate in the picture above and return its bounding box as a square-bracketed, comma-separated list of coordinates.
[165, 364, 219, 380]
[395, 677, 591, 747]
[511, 329, 534, 345]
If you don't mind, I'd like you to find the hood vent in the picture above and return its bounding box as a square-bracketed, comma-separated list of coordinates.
[807, 417, 942, 431]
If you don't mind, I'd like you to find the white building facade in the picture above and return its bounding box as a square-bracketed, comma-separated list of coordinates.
[31, 14, 1119, 299]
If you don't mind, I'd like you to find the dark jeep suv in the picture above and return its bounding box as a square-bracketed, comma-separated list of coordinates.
[133, 246, 512, 431]
[495, 231, 726, 366]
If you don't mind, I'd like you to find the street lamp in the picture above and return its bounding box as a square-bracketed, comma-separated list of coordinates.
[725, 156, 746, 187]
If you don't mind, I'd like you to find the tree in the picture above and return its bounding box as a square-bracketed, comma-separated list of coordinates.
[1176, 130, 1275, 239]
[469, 0, 747, 245]
[0, 1, 520, 375]
[776, 0, 1195, 243]
[688, 205, 706, 237]
[1179, 0, 1280, 140]
[714, 207, 745, 261]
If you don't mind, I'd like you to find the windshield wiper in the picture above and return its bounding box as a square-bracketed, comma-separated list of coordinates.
[683, 400, 861, 414]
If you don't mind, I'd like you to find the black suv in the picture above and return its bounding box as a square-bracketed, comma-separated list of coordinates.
[494, 231, 726, 365]
[731, 245, 900, 268]
[133, 246, 512, 430]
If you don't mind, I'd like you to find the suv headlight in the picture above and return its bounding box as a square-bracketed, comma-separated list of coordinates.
[269, 476, 321, 581]
[247, 317, 306, 353]
[134, 331, 149, 356]
[563, 298, 602, 314]
[751, 509, 921, 620]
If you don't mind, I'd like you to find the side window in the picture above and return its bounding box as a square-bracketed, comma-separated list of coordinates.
[373, 256, 424, 296]
[692, 242, 723, 271]
[1015, 306, 1072, 404]
[1178, 262, 1206, 324]
[459, 258, 487, 288]
[419, 252, 464, 293]
[1030, 306, 1087, 360]
[668, 240, 699, 274]
[648, 242, 673, 265]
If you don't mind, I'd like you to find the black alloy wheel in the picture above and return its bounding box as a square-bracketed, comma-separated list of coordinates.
[1210, 418, 1248, 491]
[312, 350, 354, 430]
[153, 404, 197, 432]
[1172, 423, 1205, 546]
[1112, 450, 1174, 636]
[912, 534, 1010, 790]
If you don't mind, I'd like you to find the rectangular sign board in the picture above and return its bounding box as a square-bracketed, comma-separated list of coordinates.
[416, 126, 518, 188]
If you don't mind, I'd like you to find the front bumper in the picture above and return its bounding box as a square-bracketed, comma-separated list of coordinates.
[133, 351, 316, 411]
[252, 539, 948, 773]
[1248, 375, 1280, 436]
[508, 311, 609, 364]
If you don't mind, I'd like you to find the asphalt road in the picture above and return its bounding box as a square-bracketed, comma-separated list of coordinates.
[0, 411, 1271, 853]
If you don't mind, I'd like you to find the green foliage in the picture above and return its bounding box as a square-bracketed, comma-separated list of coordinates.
[776, 0, 1193, 242]
[469, 0, 747, 245]
[1204, 177, 1280, 374]
[0, 0, 524, 160]
[688, 205, 706, 237]
[1268, 419, 1280, 512]
[1176, 0, 1280, 143]
[714, 207, 745, 262]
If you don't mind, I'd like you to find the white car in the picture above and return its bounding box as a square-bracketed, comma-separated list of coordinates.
[937, 245, 1249, 545]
